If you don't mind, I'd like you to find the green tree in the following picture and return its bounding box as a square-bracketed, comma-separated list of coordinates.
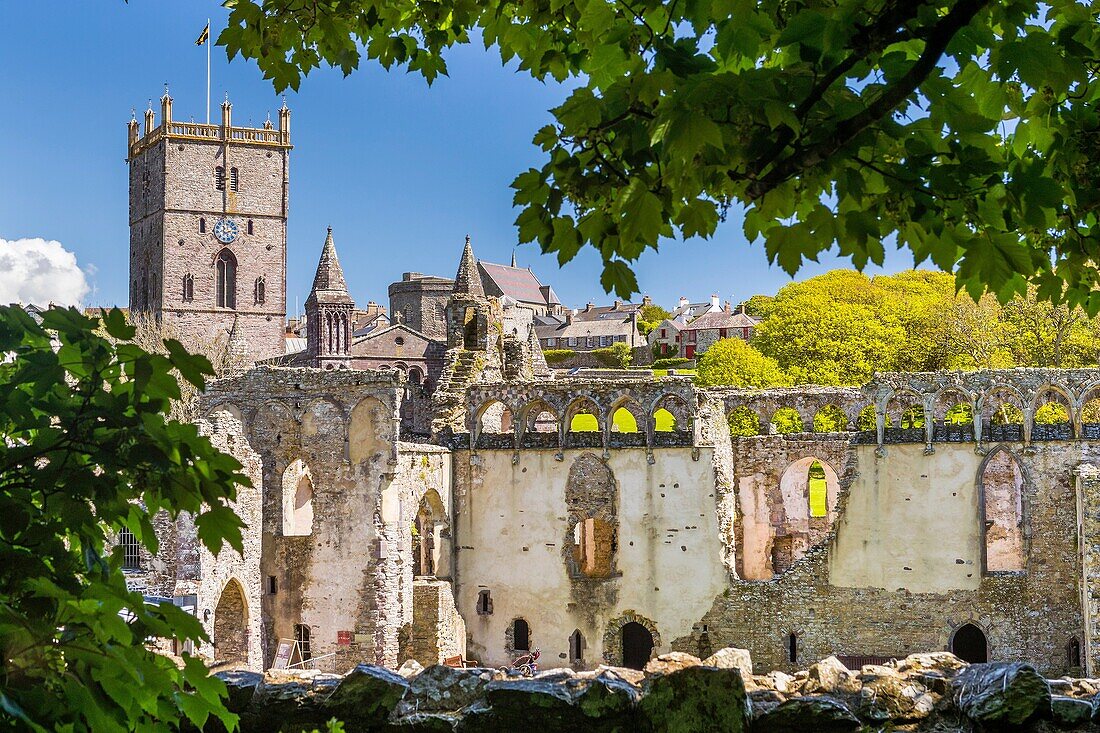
[750, 271, 906, 385]
[695, 337, 787, 388]
[223, 1, 1100, 308]
[593, 341, 633, 368]
[637, 303, 672, 336]
[0, 306, 246, 732]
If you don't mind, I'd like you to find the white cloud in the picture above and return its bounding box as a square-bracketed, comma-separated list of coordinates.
[0, 237, 90, 308]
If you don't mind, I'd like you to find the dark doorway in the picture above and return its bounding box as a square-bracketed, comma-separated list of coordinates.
[951, 623, 988, 663]
[622, 621, 654, 670]
[294, 623, 312, 663]
[463, 309, 480, 349]
[512, 618, 530, 651]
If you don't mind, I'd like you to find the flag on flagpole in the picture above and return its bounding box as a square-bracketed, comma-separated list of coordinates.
[195, 23, 210, 45]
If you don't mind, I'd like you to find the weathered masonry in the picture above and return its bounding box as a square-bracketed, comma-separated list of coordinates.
[146, 361, 1100, 679]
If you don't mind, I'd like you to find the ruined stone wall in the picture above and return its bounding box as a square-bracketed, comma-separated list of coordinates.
[200, 368, 407, 667]
[678, 438, 1089, 677]
[193, 410, 265, 670]
[453, 447, 726, 669]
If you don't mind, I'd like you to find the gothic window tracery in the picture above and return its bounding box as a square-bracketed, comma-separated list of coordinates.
[215, 249, 237, 309]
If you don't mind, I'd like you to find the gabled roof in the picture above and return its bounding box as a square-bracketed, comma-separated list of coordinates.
[352, 322, 432, 346]
[683, 310, 760, 331]
[478, 261, 549, 306]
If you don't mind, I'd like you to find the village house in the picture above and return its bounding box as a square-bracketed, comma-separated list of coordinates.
[535, 299, 649, 352]
[651, 295, 760, 359]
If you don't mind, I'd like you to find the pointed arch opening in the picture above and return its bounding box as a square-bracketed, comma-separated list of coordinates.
[213, 579, 248, 666]
[727, 406, 762, 437]
[414, 489, 447, 577]
[812, 404, 848, 432]
[565, 397, 603, 448]
[769, 407, 804, 434]
[1033, 386, 1073, 440]
[569, 629, 584, 664]
[984, 387, 1025, 442]
[282, 459, 314, 536]
[979, 449, 1025, 572]
[772, 456, 841, 574]
[215, 249, 237, 309]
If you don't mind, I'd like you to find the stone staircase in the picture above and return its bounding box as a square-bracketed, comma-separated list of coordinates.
[430, 349, 480, 435]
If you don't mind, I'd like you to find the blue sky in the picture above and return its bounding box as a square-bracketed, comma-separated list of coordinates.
[0, 1, 917, 312]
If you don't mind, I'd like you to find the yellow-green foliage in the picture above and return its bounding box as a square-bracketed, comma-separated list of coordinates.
[543, 349, 576, 364]
[695, 338, 787, 388]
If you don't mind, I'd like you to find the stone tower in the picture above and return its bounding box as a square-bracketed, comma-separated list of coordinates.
[305, 228, 354, 369]
[446, 235, 490, 351]
[127, 89, 290, 363]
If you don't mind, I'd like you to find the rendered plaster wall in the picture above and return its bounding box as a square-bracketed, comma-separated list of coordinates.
[453, 447, 726, 669]
[681, 440, 1088, 677]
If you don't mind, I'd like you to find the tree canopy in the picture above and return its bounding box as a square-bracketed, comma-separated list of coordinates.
[743, 268, 1100, 385]
[695, 336, 787, 388]
[223, 1, 1100, 308]
[0, 306, 245, 731]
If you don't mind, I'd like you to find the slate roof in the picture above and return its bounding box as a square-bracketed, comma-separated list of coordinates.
[683, 310, 760, 331]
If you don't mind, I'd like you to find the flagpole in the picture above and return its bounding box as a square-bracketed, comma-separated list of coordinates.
[206, 18, 211, 124]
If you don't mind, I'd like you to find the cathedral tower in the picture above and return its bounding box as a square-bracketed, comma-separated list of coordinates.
[127, 89, 290, 362]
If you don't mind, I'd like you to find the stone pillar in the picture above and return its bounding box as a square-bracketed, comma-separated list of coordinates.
[1075, 463, 1100, 676]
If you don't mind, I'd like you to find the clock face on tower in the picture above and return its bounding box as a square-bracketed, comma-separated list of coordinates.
[213, 217, 239, 244]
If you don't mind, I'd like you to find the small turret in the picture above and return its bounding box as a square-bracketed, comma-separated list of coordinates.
[221, 94, 232, 130]
[144, 103, 156, 135]
[278, 97, 290, 141]
[127, 110, 139, 149]
[452, 235, 485, 298]
[305, 228, 354, 369]
[161, 84, 173, 126]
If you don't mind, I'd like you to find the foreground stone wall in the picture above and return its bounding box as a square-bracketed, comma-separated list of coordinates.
[206, 650, 1100, 732]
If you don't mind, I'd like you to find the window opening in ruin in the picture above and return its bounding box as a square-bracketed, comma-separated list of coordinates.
[569, 629, 584, 663]
[570, 413, 599, 432]
[728, 406, 761, 437]
[1082, 399, 1100, 427]
[294, 623, 312, 662]
[944, 403, 973, 425]
[462, 308, 480, 349]
[1068, 637, 1082, 670]
[787, 633, 797, 664]
[950, 623, 987, 663]
[247, 218, 253, 235]
[182, 273, 194, 301]
[899, 406, 924, 429]
[770, 407, 803, 434]
[653, 407, 676, 432]
[990, 402, 1024, 425]
[573, 517, 616, 577]
[808, 461, 828, 518]
[119, 528, 141, 570]
[413, 490, 445, 577]
[611, 407, 638, 433]
[513, 619, 530, 651]
[980, 449, 1025, 572]
[813, 405, 848, 432]
[1034, 400, 1070, 427]
[621, 622, 654, 670]
[199, 217, 206, 233]
[213, 580, 248, 666]
[856, 405, 880, 431]
[215, 249, 237, 309]
[408, 368, 422, 386]
[215, 166, 225, 191]
[229, 167, 239, 192]
[282, 462, 314, 537]
[476, 589, 492, 615]
[267, 576, 277, 595]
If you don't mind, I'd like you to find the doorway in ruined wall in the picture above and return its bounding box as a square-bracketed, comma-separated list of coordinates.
[622, 622, 654, 670]
[951, 623, 988, 663]
[414, 489, 446, 577]
[564, 453, 618, 579]
[213, 579, 249, 667]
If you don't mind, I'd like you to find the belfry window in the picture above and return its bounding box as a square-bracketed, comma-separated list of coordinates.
[254, 276, 266, 305]
[215, 166, 225, 191]
[182, 273, 194, 302]
[230, 167, 239, 192]
[215, 249, 237, 309]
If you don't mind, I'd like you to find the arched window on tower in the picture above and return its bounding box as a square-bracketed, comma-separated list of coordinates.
[230, 167, 239, 192]
[254, 276, 266, 305]
[215, 249, 237, 309]
[247, 218, 254, 235]
[199, 217, 206, 233]
[182, 273, 194, 302]
[215, 166, 225, 191]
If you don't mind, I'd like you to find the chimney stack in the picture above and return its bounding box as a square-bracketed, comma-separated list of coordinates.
[679, 296, 689, 309]
[710, 294, 720, 310]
